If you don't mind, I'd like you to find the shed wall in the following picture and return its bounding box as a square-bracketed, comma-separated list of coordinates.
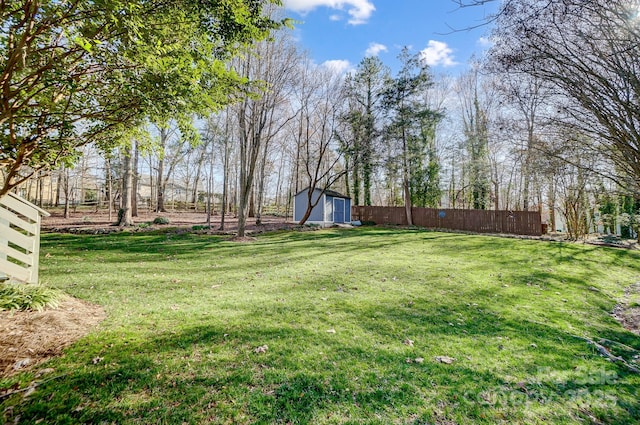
[294, 190, 324, 222]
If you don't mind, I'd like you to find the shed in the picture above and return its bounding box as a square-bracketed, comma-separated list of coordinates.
[293, 187, 352, 226]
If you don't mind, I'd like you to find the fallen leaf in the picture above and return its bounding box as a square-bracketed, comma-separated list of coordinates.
[326, 329, 336, 334]
[435, 356, 455, 364]
[403, 339, 414, 347]
[23, 384, 37, 398]
[254, 345, 268, 354]
[35, 368, 55, 378]
[414, 357, 425, 364]
[91, 356, 103, 364]
[13, 358, 31, 370]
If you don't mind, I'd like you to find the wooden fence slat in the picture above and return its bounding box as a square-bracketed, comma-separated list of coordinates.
[0, 242, 34, 267]
[0, 206, 37, 234]
[0, 193, 48, 283]
[2, 225, 35, 252]
[0, 195, 39, 222]
[352, 206, 542, 236]
[0, 257, 31, 283]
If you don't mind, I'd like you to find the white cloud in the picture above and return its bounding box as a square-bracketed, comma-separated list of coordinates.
[283, 0, 376, 25]
[477, 36, 493, 48]
[329, 14, 342, 21]
[365, 42, 387, 57]
[419, 40, 458, 67]
[321, 59, 353, 74]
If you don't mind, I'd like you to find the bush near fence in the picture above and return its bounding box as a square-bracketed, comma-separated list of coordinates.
[352, 206, 543, 236]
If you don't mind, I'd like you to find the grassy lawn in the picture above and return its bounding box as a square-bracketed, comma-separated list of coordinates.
[2, 227, 640, 424]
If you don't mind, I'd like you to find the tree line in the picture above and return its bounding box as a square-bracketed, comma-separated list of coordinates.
[3, 0, 640, 239]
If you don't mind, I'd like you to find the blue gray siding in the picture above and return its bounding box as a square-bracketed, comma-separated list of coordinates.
[294, 188, 352, 224]
[294, 190, 324, 222]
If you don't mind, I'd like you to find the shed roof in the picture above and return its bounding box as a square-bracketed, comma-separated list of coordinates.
[295, 187, 350, 199]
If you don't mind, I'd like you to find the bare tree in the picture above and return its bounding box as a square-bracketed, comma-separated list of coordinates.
[233, 34, 299, 237]
[455, 66, 494, 210]
[490, 0, 640, 195]
[296, 64, 349, 225]
[154, 124, 191, 212]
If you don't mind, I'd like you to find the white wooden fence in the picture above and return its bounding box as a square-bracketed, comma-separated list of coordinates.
[0, 193, 50, 283]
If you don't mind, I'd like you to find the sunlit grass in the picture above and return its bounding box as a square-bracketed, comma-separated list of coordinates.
[2, 227, 640, 424]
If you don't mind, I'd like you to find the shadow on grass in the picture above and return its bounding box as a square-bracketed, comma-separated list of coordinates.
[20, 227, 640, 423]
[6, 298, 640, 424]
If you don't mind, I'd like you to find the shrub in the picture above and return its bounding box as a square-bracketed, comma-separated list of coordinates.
[0, 283, 65, 311]
[153, 216, 170, 225]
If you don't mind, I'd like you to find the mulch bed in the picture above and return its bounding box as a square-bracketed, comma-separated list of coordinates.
[0, 298, 105, 378]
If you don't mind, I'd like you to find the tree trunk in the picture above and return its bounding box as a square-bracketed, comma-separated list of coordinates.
[237, 183, 251, 237]
[55, 167, 63, 206]
[298, 190, 323, 225]
[207, 148, 214, 228]
[106, 157, 113, 222]
[132, 141, 139, 217]
[191, 148, 206, 205]
[37, 171, 44, 207]
[363, 159, 372, 206]
[353, 161, 360, 205]
[403, 176, 413, 226]
[255, 144, 270, 225]
[248, 188, 255, 218]
[156, 128, 168, 212]
[298, 205, 313, 225]
[63, 168, 70, 219]
[119, 143, 135, 227]
[402, 127, 413, 225]
[220, 138, 229, 231]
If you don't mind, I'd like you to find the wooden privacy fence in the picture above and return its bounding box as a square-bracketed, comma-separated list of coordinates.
[0, 193, 50, 283]
[352, 206, 542, 236]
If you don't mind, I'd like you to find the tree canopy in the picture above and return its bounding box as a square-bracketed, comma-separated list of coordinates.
[489, 0, 640, 194]
[0, 0, 284, 197]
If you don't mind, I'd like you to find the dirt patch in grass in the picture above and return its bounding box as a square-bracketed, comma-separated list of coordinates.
[42, 210, 296, 235]
[613, 283, 640, 335]
[230, 236, 258, 243]
[0, 298, 105, 377]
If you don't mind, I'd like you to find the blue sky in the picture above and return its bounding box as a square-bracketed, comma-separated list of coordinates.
[281, 0, 499, 74]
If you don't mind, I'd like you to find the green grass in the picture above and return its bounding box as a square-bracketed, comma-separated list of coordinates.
[2, 227, 640, 424]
